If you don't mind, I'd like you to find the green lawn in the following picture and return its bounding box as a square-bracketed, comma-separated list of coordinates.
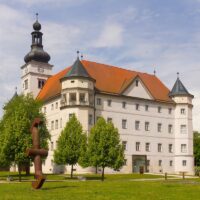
[0, 172, 200, 200]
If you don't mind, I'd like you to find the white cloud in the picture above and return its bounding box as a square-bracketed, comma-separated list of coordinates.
[94, 23, 124, 48]
[8, 0, 90, 7]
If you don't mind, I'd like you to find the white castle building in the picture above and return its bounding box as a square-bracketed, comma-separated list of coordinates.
[21, 19, 194, 174]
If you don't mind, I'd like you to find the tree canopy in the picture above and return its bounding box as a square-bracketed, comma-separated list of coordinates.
[86, 117, 125, 181]
[0, 94, 50, 180]
[194, 131, 200, 166]
[53, 114, 86, 178]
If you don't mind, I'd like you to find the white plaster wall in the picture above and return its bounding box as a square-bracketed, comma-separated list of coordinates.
[62, 78, 94, 90]
[30, 91, 194, 175]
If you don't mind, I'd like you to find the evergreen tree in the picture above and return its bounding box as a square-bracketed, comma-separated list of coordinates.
[87, 117, 125, 181]
[54, 114, 86, 178]
[0, 94, 50, 181]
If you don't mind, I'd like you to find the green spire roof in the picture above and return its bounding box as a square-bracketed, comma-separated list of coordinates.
[65, 57, 92, 79]
[169, 78, 193, 97]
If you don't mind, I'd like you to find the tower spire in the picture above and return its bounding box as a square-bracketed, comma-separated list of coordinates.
[36, 13, 38, 21]
[24, 14, 50, 63]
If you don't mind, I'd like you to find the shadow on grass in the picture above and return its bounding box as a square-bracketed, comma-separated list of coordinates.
[42, 185, 78, 190]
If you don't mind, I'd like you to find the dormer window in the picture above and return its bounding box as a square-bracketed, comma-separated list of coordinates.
[136, 80, 139, 87]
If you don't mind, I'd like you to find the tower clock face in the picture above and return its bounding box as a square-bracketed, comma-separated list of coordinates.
[38, 67, 44, 73]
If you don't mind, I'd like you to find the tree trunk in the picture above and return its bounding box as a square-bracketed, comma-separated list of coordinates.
[71, 164, 74, 179]
[18, 163, 22, 182]
[101, 167, 105, 181]
[25, 163, 30, 176]
[95, 165, 98, 174]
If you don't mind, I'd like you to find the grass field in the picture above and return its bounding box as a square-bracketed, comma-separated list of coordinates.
[0, 172, 200, 200]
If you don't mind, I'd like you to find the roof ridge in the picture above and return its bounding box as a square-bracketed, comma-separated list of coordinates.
[82, 59, 155, 77]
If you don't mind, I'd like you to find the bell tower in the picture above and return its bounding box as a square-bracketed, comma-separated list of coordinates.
[21, 13, 53, 98]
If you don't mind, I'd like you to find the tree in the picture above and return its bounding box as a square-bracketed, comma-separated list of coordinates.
[87, 117, 125, 181]
[194, 131, 200, 166]
[53, 114, 86, 178]
[0, 94, 50, 181]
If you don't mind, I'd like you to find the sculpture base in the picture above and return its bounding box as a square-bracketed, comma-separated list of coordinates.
[32, 175, 46, 189]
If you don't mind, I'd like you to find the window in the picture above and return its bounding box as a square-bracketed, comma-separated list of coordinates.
[24, 79, 28, 89]
[181, 108, 185, 115]
[158, 106, 162, 113]
[124, 159, 127, 165]
[157, 123, 162, 132]
[44, 107, 46, 114]
[122, 102, 126, 108]
[97, 98, 102, 105]
[107, 117, 112, 123]
[136, 142, 140, 151]
[181, 144, 187, 153]
[79, 93, 85, 102]
[122, 141, 127, 151]
[136, 104, 139, 110]
[136, 80, 139, 87]
[61, 94, 67, 104]
[51, 121, 54, 130]
[168, 124, 173, 133]
[55, 120, 58, 129]
[60, 118, 62, 128]
[169, 144, 173, 153]
[182, 160, 187, 166]
[69, 113, 73, 119]
[38, 79, 45, 89]
[51, 104, 54, 111]
[122, 119, 127, 129]
[135, 121, 140, 130]
[145, 105, 149, 111]
[107, 100, 112, 107]
[69, 93, 76, 102]
[145, 122, 149, 131]
[158, 160, 162, 166]
[55, 102, 58, 109]
[51, 141, 54, 151]
[145, 143, 150, 152]
[180, 125, 187, 134]
[168, 108, 172, 114]
[158, 143, 162, 152]
[89, 114, 93, 125]
[170, 160, 173, 166]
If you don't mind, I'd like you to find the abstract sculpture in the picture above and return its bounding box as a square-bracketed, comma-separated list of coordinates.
[27, 118, 48, 189]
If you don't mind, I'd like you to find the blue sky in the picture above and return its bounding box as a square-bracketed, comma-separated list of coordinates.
[1, 0, 200, 130]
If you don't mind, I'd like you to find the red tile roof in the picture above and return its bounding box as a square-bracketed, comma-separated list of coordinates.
[37, 60, 173, 103]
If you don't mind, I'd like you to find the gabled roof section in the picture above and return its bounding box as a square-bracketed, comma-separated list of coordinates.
[121, 75, 154, 100]
[63, 57, 93, 80]
[37, 67, 70, 101]
[37, 59, 174, 103]
[169, 78, 193, 97]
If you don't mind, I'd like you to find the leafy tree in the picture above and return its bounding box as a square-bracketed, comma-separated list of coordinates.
[194, 131, 200, 166]
[87, 117, 125, 181]
[54, 114, 86, 178]
[0, 94, 50, 181]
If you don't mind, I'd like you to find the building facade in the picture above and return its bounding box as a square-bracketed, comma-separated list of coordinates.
[21, 19, 194, 175]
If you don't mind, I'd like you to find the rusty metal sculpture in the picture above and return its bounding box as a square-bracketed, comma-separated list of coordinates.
[26, 118, 48, 189]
